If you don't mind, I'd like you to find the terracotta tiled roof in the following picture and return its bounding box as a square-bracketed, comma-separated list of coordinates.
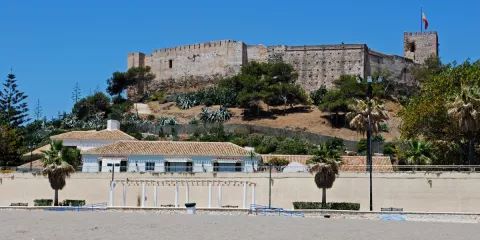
[83, 141, 251, 157]
[22, 144, 51, 157]
[261, 154, 393, 172]
[18, 160, 44, 169]
[50, 129, 135, 141]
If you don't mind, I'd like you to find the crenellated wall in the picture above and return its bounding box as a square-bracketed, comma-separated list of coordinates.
[127, 32, 436, 95]
[128, 40, 245, 93]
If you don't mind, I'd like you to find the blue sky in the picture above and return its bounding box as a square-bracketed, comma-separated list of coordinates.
[1, 0, 479, 118]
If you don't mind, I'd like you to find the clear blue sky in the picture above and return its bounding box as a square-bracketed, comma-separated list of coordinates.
[1, 0, 479, 118]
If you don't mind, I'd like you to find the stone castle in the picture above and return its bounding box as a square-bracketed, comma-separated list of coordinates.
[127, 31, 438, 93]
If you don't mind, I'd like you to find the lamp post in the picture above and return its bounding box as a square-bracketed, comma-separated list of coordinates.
[268, 163, 272, 209]
[111, 163, 115, 183]
[29, 143, 35, 172]
[357, 75, 382, 212]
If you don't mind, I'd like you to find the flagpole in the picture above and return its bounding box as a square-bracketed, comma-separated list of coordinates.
[420, 7, 423, 33]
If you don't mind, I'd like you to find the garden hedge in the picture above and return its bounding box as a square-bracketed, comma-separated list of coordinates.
[60, 199, 86, 207]
[292, 202, 360, 210]
[34, 199, 53, 206]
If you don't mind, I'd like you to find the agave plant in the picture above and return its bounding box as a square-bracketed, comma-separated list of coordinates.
[199, 106, 232, 123]
[199, 107, 214, 123]
[215, 106, 232, 122]
[176, 94, 198, 109]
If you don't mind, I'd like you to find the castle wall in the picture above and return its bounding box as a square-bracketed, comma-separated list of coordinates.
[270, 44, 367, 90]
[367, 50, 416, 86]
[246, 45, 268, 63]
[403, 32, 439, 64]
[129, 40, 246, 91]
[127, 34, 435, 96]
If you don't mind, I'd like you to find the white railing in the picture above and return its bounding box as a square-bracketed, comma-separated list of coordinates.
[10, 165, 480, 173]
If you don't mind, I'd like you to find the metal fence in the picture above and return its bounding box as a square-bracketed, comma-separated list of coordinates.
[8, 165, 480, 174]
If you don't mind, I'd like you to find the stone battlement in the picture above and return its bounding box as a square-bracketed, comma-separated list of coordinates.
[404, 31, 438, 36]
[127, 32, 438, 95]
[151, 40, 241, 54]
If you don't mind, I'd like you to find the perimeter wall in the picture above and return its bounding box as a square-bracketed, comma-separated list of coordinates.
[1, 172, 478, 212]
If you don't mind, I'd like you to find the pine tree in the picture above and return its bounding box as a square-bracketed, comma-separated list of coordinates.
[34, 99, 42, 120]
[71, 82, 81, 104]
[0, 124, 22, 168]
[0, 73, 29, 127]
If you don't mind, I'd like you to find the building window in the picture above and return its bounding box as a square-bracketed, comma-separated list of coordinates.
[146, 162, 155, 171]
[169, 59, 173, 68]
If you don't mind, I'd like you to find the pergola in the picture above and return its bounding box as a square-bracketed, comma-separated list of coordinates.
[109, 179, 257, 209]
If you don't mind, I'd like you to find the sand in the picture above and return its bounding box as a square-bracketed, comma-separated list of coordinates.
[0, 210, 478, 240]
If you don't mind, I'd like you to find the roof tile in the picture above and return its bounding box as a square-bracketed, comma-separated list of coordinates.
[50, 129, 135, 141]
[83, 141, 251, 157]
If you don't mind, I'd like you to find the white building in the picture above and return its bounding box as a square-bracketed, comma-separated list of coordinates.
[50, 120, 136, 151]
[81, 140, 259, 173]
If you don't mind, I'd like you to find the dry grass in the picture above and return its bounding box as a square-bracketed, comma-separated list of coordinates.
[145, 101, 403, 141]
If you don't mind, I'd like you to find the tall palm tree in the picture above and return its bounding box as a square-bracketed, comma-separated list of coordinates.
[447, 86, 480, 164]
[309, 158, 339, 206]
[346, 99, 389, 136]
[41, 140, 75, 206]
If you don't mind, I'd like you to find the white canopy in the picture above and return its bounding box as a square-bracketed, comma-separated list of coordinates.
[282, 162, 308, 173]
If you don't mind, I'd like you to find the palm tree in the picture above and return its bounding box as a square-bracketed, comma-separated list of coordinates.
[346, 99, 389, 136]
[404, 139, 434, 166]
[447, 86, 480, 164]
[41, 140, 75, 206]
[309, 158, 339, 207]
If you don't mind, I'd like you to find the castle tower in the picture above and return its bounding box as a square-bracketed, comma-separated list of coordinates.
[403, 32, 439, 64]
[127, 52, 146, 69]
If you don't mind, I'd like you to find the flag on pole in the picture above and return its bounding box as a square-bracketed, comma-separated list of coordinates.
[422, 12, 429, 30]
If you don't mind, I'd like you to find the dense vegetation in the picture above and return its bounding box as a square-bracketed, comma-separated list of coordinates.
[399, 59, 480, 165]
[3, 56, 480, 169]
[173, 61, 309, 116]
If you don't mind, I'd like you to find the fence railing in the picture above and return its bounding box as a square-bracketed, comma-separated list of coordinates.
[8, 165, 480, 174]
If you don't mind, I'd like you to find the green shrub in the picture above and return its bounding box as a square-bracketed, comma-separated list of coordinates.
[383, 142, 397, 156]
[149, 90, 166, 103]
[357, 139, 367, 155]
[230, 136, 248, 147]
[310, 85, 327, 106]
[276, 138, 310, 155]
[143, 135, 159, 141]
[257, 136, 280, 154]
[292, 202, 360, 210]
[246, 133, 264, 147]
[60, 199, 86, 207]
[268, 157, 289, 166]
[34, 199, 53, 206]
[379, 123, 389, 132]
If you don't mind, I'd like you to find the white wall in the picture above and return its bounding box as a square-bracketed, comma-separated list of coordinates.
[63, 140, 116, 151]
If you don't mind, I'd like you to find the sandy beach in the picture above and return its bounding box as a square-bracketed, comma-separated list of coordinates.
[0, 210, 478, 240]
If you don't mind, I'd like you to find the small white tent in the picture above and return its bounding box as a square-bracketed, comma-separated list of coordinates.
[282, 162, 308, 173]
